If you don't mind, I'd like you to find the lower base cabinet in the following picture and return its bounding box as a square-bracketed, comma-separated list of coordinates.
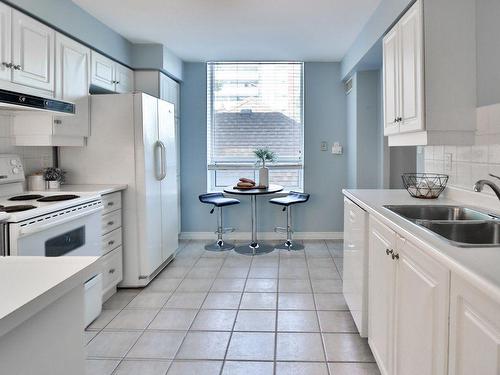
[369, 216, 449, 375]
[448, 273, 500, 375]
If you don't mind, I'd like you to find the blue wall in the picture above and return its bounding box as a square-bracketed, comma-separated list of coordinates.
[5, 0, 133, 65]
[180, 62, 347, 234]
[341, 0, 413, 79]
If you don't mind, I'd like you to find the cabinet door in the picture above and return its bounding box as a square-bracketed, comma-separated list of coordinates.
[399, 0, 424, 133]
[12, 10, 54, 92]
[54, 33, 90, 137]
[383, 26, 400, 136]
[394, 239, 449, 375]
[114, 63, 134, 93]
[160, 73, 180, 117]
[91, 50, 115, 91]
[369, 217, 397, 375]
[448, 273, 500, 375]
[0, 3, 11, 82]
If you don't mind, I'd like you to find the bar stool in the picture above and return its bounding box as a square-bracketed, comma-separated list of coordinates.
[199, 192, 240, 251]
[270, 191, 310, 250]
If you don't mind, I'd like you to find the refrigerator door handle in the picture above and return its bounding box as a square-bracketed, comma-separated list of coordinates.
[154, 141, 162, 181]
[158, 140, 167, 180]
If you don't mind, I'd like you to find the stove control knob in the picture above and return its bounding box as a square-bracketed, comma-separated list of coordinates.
[12, 167, 20, 174]
[10, 159, 19, 166]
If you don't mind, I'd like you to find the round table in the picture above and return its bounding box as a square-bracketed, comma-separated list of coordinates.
[224, 184, 284, 255]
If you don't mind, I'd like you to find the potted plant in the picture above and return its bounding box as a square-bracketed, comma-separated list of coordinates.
[253, 148, 276, 188]
[43, 167, 65, 189]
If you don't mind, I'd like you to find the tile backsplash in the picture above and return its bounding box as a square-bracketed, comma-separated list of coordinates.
[420, 102, 500, 193]
[0, 115, 53, 176]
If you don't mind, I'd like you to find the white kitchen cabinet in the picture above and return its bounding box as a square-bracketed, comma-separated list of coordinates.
[369, 216, 449, 375]
[91, 50, 134, 93]
[448, 273, 500, 375]
[114, 63, 134, 93]
[369, 216, 397, 375]
[393, 238, 449, 375]
[54, 33, 90, 138]
[382, 26, 400, 136]
[90, 50, 115, 91]
[11, 10, 54, 92]
[383, 0, 423, 137]
[343, 197, 368, 337]
[383, 0, 476, 146]
[0, 3, 11, 82]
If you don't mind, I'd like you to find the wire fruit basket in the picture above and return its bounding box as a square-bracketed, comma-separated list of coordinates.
[402, 173, 449, 199]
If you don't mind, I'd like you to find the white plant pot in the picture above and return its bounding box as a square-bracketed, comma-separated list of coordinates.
[259, 167, 269, 188]
[47, 180, 60, 189]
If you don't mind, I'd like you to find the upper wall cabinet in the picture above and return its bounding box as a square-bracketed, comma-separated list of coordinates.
[0, 8, 55, 95]
[11, 10, 54, 92]
[91, 51, 134, 93]
[0, 3, 11, 82]
[383, 0, 477, 146]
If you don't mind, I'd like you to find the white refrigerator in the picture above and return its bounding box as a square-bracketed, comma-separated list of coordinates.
[61, 92, 179, 287]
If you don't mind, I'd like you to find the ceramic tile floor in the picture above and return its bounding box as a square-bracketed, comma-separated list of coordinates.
[85, 240, 380, 375]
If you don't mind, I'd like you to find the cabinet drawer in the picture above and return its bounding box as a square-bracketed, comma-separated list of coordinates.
[102, 210, 121, 234]
[101, 246, 122, 293]
[101, 192, 122, 214]
[101, 227, 122, 256]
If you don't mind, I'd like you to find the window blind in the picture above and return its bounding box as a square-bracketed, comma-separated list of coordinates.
[207, 62, 304, 189]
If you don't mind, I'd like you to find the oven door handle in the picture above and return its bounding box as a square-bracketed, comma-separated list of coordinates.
[17, 206, 103, 238]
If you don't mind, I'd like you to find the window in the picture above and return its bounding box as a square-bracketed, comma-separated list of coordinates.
[207, 62, 304, 191]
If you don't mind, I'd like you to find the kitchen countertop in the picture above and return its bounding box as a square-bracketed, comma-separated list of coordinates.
[0, 256, 100, 337]
[343, 189, 500, 302]
[52, 184, 127, 195]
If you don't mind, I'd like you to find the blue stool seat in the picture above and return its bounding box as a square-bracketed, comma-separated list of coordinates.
[199, 193, 240, 251]
[269, 191, 310, 206]
[199, 192, 240, 207]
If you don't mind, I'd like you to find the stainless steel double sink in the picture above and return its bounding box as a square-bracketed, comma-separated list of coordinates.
[384, 205, 500, 247]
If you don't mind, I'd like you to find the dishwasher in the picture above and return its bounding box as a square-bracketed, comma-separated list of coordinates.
[343, 197, 368, 337]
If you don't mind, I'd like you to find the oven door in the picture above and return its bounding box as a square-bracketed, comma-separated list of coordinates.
[8, 202, 102, 257]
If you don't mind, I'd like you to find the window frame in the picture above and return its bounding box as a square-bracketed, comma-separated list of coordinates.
[206, 61, 305, 192]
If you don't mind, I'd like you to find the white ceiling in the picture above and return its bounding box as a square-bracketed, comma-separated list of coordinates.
[73, 0, 382, 62]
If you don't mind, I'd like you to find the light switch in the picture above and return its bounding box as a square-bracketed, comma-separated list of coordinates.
[332, 142, 343, 155]
[320, 141, 328, 151]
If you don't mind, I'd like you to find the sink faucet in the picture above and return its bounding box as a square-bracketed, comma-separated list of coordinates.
[473, 174, 500, 200]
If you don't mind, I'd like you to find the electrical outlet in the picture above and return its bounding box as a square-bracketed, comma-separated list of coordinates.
[444, 152, 452, 171]
[320, 141, 328, 151]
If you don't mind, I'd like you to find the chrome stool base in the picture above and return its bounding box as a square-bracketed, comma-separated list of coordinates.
[235, 242, 275, 256]
[275, 241, 304, 251]
[205, 240, 235, 252]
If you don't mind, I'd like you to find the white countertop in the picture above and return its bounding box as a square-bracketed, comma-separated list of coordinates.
[0, 256, 100, 337]
[343, 189, 500, 302]
[50, 184, 127, 195]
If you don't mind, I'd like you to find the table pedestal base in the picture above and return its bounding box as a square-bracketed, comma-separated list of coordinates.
[274, 241, 305, 251]
[235, 243, 275, 256]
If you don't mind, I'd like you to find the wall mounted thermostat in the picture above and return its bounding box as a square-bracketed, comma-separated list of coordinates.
[332, 142, 343, 155]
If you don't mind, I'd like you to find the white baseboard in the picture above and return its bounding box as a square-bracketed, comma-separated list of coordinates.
[180, 231, 343, 241]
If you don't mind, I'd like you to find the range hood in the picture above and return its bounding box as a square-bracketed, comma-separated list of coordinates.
[0, 89, 75, 115]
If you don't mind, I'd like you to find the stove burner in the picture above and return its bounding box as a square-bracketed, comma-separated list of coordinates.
[37, 194, 80, 202]
[8, 194, 44, 201]
[0, 205, 36, 213]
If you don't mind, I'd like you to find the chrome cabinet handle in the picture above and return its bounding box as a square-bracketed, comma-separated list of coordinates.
[109, 268, 115, 274]
[13, 64, 21, 70]
[107, 240, 115, 246]
[2, 62, 12, 68]
[392, 253, 400, 260]
[386, 248, 394, 255]
[107, 202, 114, 206]
[107, 221, 114, 226]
